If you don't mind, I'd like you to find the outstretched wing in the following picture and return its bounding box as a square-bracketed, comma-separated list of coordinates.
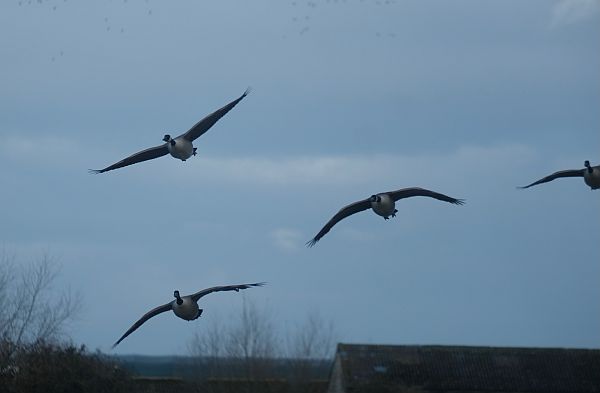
[306, 199, 372, 247]
[518, 169, 584, 189]
[112, 302, 172, 348]
[387, 187, 465, 205]
[90, 144, 169, 174]
[190, 282, 265, 302]
[180, 88, 250, 142]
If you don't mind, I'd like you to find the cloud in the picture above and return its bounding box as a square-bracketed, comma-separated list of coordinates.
[0, 134, 87, 169]
[192, 155, 388, 187]
[0, 133, 537, 193]
[270, 228, 304, 251]
[176, 144, 537, 191]
[551, 0, 600, 26]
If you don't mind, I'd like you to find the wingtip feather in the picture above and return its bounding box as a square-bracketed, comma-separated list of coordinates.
[88, 169, 102, 174]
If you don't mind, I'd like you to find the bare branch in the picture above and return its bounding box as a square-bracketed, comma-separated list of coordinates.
[0, 251, 80, 354]
[189, 299, 338, 390]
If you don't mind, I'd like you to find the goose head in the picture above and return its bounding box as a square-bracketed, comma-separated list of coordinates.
[585, 160, 593, 173]
[163, 134, 176, 146]
[173, 290, 183, 305]
[369, 195, 382, 203]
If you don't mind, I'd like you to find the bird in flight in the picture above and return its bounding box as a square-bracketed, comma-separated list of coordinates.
[112, 282, 265, 348]
[519, 160, 599, 190]
[91, 89, 250, 173]
[306, 187, 464, 247]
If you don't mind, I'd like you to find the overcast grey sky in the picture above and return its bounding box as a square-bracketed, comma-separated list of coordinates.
[1, 0, 599, 355]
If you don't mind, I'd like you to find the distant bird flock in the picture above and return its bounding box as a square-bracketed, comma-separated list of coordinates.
[10, 0, 597, 351]
[88, 88, 597, 347]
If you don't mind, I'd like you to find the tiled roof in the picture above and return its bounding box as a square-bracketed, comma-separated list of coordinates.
[334, 344, 600, 392]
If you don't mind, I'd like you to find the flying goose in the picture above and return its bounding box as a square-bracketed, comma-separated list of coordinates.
[519, 160, 600, 190]
[112, 282, 265, 348]
[306, 187, 464, 247]
[91, 89, 250, 173]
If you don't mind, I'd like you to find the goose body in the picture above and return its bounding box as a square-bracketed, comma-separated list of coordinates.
[91, 89, 250, 173]
[307, 187, 464, 247]
[172, 295, 200, 320]
[165, 135, 195, 161]
[112, 282, 265, 348]
[519, 160, 600, 190]
[583, 164, 600, 189]
[371, 193, 396, 218]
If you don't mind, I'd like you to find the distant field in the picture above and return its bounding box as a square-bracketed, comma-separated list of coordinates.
[114, 355, 331, 381]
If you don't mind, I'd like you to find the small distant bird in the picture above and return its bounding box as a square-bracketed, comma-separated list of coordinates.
[90, 89, 250, 173]
[112, 282, 265, 348]
[519, 160, 600, 190]
[307, 187, 464, 247]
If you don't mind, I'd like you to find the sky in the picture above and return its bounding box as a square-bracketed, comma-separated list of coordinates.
[0, 0, 599, 356]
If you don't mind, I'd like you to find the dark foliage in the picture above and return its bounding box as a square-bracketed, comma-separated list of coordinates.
[1, 341, 134, 393]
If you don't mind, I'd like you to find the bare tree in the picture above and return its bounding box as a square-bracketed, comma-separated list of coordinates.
[189, 312, 228, 381]
[0, 252, 81, 365]
[190, 297, 279, 384]
[191, 314, 227, 358]
[226, 298, 279, 380]
[189, 299, 337, 393]
[285, 310, 336, 360]
[284, 310, 337, 392]
[0, 253, 137, 392]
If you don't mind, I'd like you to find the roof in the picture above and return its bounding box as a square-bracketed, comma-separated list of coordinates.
[331, 343, 600, 393]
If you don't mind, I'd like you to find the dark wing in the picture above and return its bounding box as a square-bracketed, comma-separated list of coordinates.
[90, 144, 169, 174]
[190, 282, 265, 302]
[518, 169, 584, 189]
[112, 302, 172, 348]
[387, 187, 465, 205]
[180, 88, 250, 142]
[306, 199, 372, 247]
